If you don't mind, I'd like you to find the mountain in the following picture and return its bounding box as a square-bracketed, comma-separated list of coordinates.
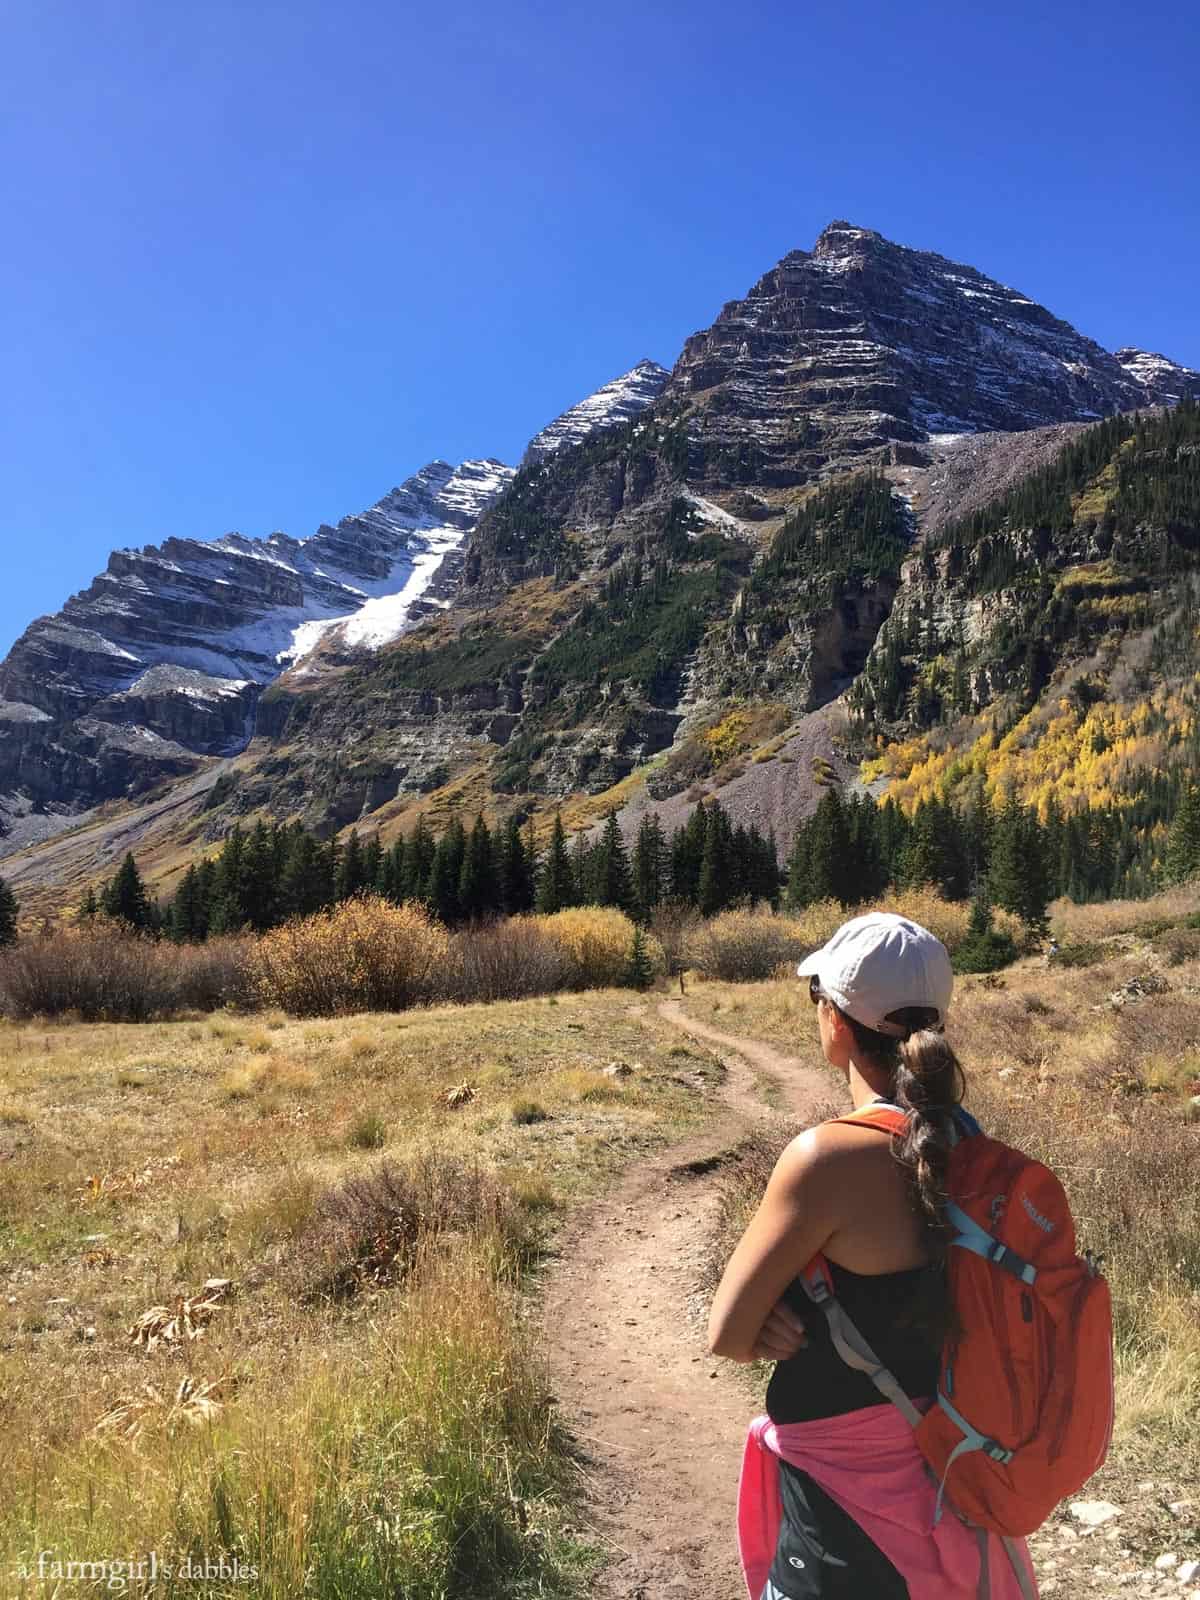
[666, 221, 1199, 484]
[2, 221, 1198, 906]
[523, 360, 670, 464]
[0, 458, 513, 848]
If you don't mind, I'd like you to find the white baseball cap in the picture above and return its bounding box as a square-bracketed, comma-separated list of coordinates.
[796, 912, 953, 1038]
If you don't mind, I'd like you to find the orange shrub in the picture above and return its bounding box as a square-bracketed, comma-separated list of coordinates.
[254, 896, 449, 1016]
[532, 907, 662, 989]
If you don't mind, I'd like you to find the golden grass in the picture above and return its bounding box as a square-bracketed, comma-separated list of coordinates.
[0, 989, 718, 1593]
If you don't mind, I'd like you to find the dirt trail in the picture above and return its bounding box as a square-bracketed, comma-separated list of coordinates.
[539, 1003, 833, 1599]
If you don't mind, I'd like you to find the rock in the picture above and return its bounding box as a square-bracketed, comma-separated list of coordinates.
[1154, 1553, 1178, 1570]
[1069, 1500, 1123, 1528]
[524, 360, 669, 464]
[604, 1062, 634, 1078]
[1177, 1561, 1199, 1584]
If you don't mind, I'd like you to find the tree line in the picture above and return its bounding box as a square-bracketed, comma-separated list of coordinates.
[72, 772, 1200, 945]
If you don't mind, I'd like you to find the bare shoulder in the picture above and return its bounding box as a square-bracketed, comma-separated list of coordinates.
[771, 1118, 892, 1188]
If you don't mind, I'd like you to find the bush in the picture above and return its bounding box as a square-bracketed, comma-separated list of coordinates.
[442, 919, 572, 1003]
[533, 907, 662, 989]
[287, 1152, 534, 1304]
[254, 896, 449, 1016]
[953, 928, 1018, 974]
[687, 908, 813, 982]
[0, 925, 253, 1020]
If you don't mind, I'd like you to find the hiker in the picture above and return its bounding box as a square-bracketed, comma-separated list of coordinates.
[708, 912, 1059, 1599]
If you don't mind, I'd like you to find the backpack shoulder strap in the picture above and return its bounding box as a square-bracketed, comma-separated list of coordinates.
[795, 1254, 925, 1429]
[827, 1100, 908, 1138]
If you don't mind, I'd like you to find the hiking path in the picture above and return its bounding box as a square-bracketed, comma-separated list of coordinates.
[539, 1000, 833, 1599]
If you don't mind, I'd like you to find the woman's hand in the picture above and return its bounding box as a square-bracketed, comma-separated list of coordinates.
[751, 1299, 808, 1362]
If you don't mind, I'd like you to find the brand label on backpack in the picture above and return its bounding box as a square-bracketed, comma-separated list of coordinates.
[1021, 1195, 1055, 1234]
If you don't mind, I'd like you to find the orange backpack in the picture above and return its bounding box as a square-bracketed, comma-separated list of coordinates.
[797, 1102, 1114, 1540]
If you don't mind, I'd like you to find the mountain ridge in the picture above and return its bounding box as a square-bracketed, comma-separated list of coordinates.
[3, 220, 1199, 908]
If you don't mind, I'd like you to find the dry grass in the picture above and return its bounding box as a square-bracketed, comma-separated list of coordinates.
[0, 989, 719, 1594]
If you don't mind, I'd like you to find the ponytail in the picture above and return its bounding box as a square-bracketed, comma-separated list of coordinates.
[836, 1006, 966, 1252]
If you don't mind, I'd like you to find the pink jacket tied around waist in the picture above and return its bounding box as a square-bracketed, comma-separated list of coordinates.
[738, 1409, 1037, 1600]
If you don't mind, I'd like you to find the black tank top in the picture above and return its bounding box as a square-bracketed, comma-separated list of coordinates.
[765, 1257, 944, 1424]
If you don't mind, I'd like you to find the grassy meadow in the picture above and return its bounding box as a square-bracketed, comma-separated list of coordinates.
[0, 990, 719, 1598]
[1, 884, 1198, 1594]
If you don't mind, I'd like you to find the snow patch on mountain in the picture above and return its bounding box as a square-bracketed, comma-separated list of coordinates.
[523, 360, 669, 464]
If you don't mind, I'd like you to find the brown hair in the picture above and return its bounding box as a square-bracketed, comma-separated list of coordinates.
[836, 1004, 966, 1253]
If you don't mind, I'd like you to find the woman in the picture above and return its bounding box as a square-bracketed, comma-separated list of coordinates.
[708, 911, 1035, 1600]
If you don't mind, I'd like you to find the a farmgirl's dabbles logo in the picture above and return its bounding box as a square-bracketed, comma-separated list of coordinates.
[15, 1551, 259, 1591]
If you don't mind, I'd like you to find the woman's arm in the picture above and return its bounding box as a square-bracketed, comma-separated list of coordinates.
[707, 1128, 841, 1363]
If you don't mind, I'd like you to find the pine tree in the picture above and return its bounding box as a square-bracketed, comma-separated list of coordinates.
[458, 815, 499, 921]
[77, 884, 98, 924]
[805, 790, 853, 905]
[697, 804, 734, 915]
[0, 875, 18, 947]
[279, 830, 330, 919]
[593, 811, 633, 911]
[1166, 782, 1200, 884]
[632, 813, 668, 922]
[499, 816, 536, 915]
[428, 819, 466, 925]
[624, 925, 655, 990]
[241, 820, 278, 931]
[100, 853, 154, 932]
[168, 864, 207, 942]
[337, 831, 367, 902]
[536, 814, 574, 913]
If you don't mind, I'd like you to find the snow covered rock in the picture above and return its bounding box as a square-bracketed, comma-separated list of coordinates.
[523, 359, 669, 464]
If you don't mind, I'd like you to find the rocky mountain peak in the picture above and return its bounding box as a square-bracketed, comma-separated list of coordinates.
[522, 359, 670, 465]
[665, 222, 1200, 487]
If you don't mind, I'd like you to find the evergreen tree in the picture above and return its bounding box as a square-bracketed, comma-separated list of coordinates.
[406, 819, 437, 903]
[624, 925, 655, 990]
[241, 820, 278, 931]
[336, 831, 368, 901]
[536, 814, 574, 914]
[0, 875, 18, 947]
[632, 813, 668, 922]
[77, 884, 98, 924]
[363, 835, 384, 899]
[670, 803, 708, 905]
[697, 804, 735, 915]
[570, 828, 595, 904]
[279, 830, 331, 919]
[428, 819, 466, 925]
[499, 815, 536, 915]
[100, 853, 154, 932]
[593, 810, 633, 911]
[805, 790, 854, 905]
[168, 864, 207, 942]
[458, 815, 499, 921]
[1166, 782, 1200, 884]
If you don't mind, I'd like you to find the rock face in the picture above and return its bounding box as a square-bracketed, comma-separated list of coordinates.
[523, 360, 669, 464]
[0, 458, 515, 838]
[666, 220, 1200, 486]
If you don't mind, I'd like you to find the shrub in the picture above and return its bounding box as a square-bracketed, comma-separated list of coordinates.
[442, 919, 572, 1004]
[288, 1153, 533, 1304]
[0, 925, 252, 1020]
[533, 907, 662, 989]
[254, 896, 449, 1016]
[510, 1098, 549, 1126]
[687, 908, 813, 982]
[347, 1111, 388, 1150]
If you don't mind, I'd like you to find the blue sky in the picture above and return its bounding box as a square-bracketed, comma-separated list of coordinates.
[1, 0, 1197, 657]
